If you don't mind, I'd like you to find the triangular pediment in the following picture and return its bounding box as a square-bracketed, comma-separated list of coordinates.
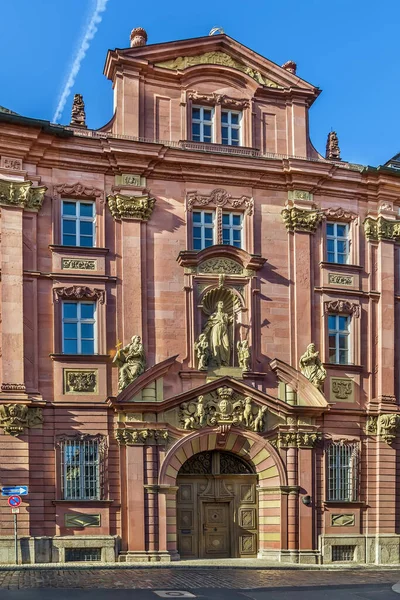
[105, 34, 319, 100]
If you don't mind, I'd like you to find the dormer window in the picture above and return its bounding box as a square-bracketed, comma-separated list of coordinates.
[221, 110, 241, 146]
[192, 106, 213, 143]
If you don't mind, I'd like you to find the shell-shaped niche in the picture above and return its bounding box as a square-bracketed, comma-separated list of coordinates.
[201, 286, 242, 316]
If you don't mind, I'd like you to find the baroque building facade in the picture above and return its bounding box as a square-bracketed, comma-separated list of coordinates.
[0, 28, 400, 564]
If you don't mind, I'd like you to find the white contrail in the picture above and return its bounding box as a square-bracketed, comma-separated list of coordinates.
[52, 0, 110, 123]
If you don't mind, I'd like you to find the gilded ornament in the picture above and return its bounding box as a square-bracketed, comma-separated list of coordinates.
[365, 415, 378, 435]
[377, 413, 399, 445]
[237, 340, 251, 372]
[0, 178, 46, 211]
[0, 404, 43, 436]
[281, 207, 323, 233]
[113, 335, 146, 392]
[299, 343, 326, 391]
[64, 370, 97, 394]
[155, 52, 283, 88]
[364, 216, 400, 242]
[107, 193, 155, 220]
[179, 388, 267, 432]
[115, 428, 168, 445]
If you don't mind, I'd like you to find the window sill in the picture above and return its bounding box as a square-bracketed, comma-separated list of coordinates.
[50, 354, 110, 362]
[49, 245, 109, 256]
[320, 261, 362, 271]
[323, 500, 365, 507]
[52, 500, 117, 506]
[323, 363, 363, 373]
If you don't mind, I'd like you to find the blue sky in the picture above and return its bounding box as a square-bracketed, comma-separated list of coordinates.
[1, 0, 399, 166]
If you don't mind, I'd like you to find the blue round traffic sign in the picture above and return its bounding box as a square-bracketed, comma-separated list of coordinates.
[8, 495, 21, 507]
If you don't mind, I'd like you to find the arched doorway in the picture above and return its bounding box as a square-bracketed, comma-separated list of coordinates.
[176, 450, 258, 559]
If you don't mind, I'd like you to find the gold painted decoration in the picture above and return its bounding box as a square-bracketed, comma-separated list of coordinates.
[107, 193, 155, 220]
[328, 274, 354, 286]
[115, 428, 169, 445]
[0, 404, 43, 436]
[179, 387, 267, 433]
[364, 216, 400, 241]
[64, 370, 98, 394]
[0, 178, 46, 211]
[61, 258, 97, 271]
[155, 52, 283, 88]
[281, 207, 323, 233]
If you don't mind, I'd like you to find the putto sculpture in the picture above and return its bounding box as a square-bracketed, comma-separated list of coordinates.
[299, 343, 327, 390]
[113, 335, 146, 391]
[194, 333, 210, 370]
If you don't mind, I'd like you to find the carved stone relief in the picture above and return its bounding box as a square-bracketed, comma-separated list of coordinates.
[331, 378, 353, 401]
[237, 340, 251, 372]
[287, 190, 313, 203]
[281, 207, 323, 233]
[0, 178, 46, 211]
[186, 90, 250, 110]
[0, 156, 22, 170]
[324, 300, 360, 317]
[271, 431, 322, 449]
[53, 183, 102, 199]
[115, 428, 169, 445]
[107, 193, 155, 220]
[323, 207, 358, 222]
[64, 370, 97, 394]
[53, 286, 105, 304]
[328, 273, 354, 286]
[365, 414, 399, 444]
[155, 52, 283, 88]
[0, 404, 43, 436]
[179, 387, 268, 433]
[187, 188, 253, 216]
[198, 258, 243, 275]
[331, 514, 355, 527]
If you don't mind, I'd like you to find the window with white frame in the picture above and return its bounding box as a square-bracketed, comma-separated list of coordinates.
[62, 200, 95, 247]
[60, 437, 101, 500]
[221, 110, 241, 146]
[222, 213, 243, 247]
[192, 106, 213, 143]
[328, 314, 350, 364]
[192, 211, 215, 250]
[62, 301, 96, 354]
[327, 442, 359, 501]
[326, 222, 350, 264]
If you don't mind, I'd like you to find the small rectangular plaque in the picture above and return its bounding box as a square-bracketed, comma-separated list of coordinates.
[328, 273, 354, 286]
[288, 190, 313, 202]
[330, 378, 354, 402]
[115, 174, 146, 187]
[65, 513, 101, 528]
[62, 258, 97, 271]
[331, 514, 355, 527]
[1, 156, 23, 170]
[64, 369, 98, 394]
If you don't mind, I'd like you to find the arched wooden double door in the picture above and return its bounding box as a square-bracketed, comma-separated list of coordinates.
[177, 450, 258, 559]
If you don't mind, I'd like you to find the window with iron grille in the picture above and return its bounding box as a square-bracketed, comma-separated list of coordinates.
[332, 545, 356, 562]
[327, 442, 359, 501]
[65, 548, 102, 562]
[62, 200, 96, 247]
[60, 438, 103, 500]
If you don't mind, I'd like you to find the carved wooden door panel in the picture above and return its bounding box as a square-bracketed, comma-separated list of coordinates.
[201, 502, 231, 558]
[177, 481, 197, 558]
[236, 480, 258, 557]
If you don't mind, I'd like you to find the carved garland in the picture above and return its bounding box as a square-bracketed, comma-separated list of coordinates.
[187, 90, 250, 110]
[53, 286, 105, 304]
[324, 300, 360, 317]
[187, 188, 253, 216]
[53, 183, 103, 199]
[323, 207, 359, 223]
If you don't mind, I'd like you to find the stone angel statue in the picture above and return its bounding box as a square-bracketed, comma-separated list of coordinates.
[113, 335, 146, 392]
[299, 343, 326, 391]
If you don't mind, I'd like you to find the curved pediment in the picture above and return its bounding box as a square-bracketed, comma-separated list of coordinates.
[270, 358, 329, 408]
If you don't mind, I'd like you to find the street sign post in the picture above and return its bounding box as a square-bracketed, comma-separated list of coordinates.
[1, 486, 28, 496]
[6, 497, 21, 565]
[7, 496, 21, 508]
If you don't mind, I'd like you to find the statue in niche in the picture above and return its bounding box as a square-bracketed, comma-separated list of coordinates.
[299, 343, 327, 390]
[194, 333, 210, 370]
[237, 340, 251, 372]
[202, 301, 233, 367]
[113, 335, 146, 392]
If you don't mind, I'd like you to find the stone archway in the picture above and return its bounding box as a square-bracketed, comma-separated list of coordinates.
[159, 428, 287, 560]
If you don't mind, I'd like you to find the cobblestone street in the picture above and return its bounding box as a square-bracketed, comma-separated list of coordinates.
[0, 566, 399, 591]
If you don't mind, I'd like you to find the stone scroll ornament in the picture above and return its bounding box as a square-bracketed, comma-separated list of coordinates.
[179, 387, 267, 433]
[112, 336, 146, 392]
[299, 343, 327, 391]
